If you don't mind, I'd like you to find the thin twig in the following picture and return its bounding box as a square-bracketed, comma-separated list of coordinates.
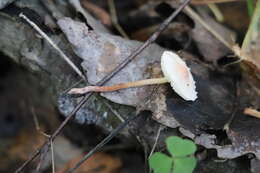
[32, 107, 41, 132]
[102, 99, 145, 149]
[149, 125, 162, 158]
[108, 0, 129, 38]
[19, 13, 86, 80]
[31, 107, 51, 138]
[184, 6, 245, 60]
[66, 113, 139, 173]
[51, 139, 55, 173]
[31, 107, 55, 172]
[223, 79, 239, 131]
[208, 3, 224, 22]
[36, 145, 49, 172]
[103, 101, 125, 122]
[61, 79, 85, 94]
[14, 1, 191, 172]
[184, 6, 232, 50]
[15, 95, 91, 173]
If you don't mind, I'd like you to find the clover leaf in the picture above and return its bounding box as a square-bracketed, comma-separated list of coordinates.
[166, 136, 197, 157]
[149, 152, 173, 173]
[173, 157, 197, 173]
[149, 136, 197, 173]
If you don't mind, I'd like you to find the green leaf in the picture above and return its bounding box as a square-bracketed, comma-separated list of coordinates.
[149, 152, 173, 173]
[166, 136, 196, 157]
[173, 156, 197, 173]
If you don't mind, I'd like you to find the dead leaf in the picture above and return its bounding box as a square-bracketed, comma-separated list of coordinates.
[80, 0, 112, 26]
[58, 17, 164, 106]
[189, 6, 235, 62]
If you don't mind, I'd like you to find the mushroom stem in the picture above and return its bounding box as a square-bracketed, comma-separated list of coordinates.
[68, 77, 168, 94]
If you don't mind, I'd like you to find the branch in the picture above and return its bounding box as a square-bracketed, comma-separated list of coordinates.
[19, 13, 86, 80]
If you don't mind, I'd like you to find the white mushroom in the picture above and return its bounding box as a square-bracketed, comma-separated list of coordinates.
[69, 51, 198, 101]
[161, 51, 197, 101]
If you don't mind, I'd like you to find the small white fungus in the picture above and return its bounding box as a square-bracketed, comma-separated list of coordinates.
[161, 51, 198, 101]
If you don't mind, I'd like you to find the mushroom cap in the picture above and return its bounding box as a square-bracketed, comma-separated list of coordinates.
[161, 51, 197, 101]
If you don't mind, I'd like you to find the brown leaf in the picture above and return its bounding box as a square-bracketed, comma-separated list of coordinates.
[80, 0, 112, 26]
